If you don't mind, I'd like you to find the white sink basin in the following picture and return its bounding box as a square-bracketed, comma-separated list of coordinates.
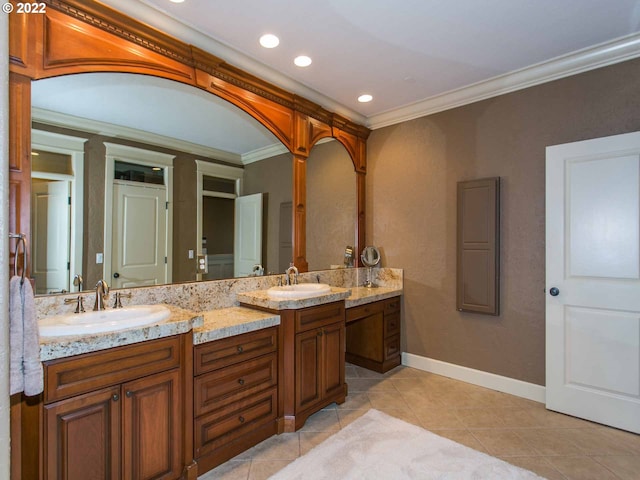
[267, 283, 332, 299]
[39, 304, 171, 337]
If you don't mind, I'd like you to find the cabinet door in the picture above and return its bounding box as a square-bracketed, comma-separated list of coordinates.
[322, 321, 345, 399]
[295, 329, 322, 412]
[44, 386, 121, 480]
[122, 369, 182, 480]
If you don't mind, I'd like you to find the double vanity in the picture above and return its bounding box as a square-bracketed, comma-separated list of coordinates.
[25, 268, 403, 479]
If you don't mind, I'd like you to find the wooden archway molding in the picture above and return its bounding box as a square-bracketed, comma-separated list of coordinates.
[8, 0, 370, 274]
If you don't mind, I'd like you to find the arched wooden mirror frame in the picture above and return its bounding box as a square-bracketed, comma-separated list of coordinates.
[7, 0, 369, 277]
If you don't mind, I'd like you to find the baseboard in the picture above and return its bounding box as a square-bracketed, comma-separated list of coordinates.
[402, 352, 546, 404]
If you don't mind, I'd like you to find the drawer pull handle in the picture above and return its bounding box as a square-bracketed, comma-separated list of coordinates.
[237, 345, 244, 353]
[112, 394, 119, 402]
[238, 416, 245, 423]
[126, 391, 133, 398]
[238, 378, 245, 385]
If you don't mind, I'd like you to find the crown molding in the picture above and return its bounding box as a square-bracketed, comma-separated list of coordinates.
[32, 108, 244, 165]
[241, 143, 289, 165]
[100, 0, 367, 125]
[367, 33, 640, 130]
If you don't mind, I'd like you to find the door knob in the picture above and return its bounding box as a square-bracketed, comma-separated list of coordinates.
[549, 287, 560, 296]
[113, 272, 120, 278]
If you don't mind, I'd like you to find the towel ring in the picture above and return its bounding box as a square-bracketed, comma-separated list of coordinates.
[9, 233, 27, 284]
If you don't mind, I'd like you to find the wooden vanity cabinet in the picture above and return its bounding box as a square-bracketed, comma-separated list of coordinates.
[193, 327, 278, 474]
[294, 304, 346, 417]
[41, 335, 191, 480]
[346, 297, 401, 373]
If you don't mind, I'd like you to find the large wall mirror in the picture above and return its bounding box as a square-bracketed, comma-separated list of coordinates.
[8, 0, 368, 297]
[29, 72, 295, 295]
[306, 140, 357, 270]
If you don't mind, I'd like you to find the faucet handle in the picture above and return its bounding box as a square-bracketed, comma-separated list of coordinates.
[113, 292, 132, 308]
[64, 295, 85, 314]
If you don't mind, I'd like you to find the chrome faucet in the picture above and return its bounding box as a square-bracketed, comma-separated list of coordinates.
[285, 264, 299, 286]
[94, 279, 109, 311]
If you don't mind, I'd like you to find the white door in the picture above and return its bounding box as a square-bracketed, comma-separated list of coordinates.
[31, 180, 71, 294]
[234, 193, 263, 277]
[112, 182, 168, 288]
[546, 131, 640, 433]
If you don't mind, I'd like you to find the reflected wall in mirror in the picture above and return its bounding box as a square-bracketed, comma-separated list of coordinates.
[30, 72, 293, 295]
[306, 139, 357, 271]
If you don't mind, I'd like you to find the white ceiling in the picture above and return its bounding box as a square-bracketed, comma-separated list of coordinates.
[33, 1, 640, 159]
[101, 0, 640, 128]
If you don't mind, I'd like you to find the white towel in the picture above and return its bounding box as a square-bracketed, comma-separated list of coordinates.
[9, 276, 43, 396]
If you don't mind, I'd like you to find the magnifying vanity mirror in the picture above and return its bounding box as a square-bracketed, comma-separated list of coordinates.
[360, 246, 381, 288]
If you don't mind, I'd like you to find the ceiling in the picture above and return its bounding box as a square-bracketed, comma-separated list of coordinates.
[99, 0, 640, 128]
[33, 1, 640, 160]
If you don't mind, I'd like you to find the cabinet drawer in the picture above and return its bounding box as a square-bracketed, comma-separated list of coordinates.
[295, 302, 344, 333]
[346, 301, 384, 324]
[195, 387, 277, 457]
[194, 353, 277, 417]
[45, 336, 181, 403]
[384, 334, 401, 360]
[384, 297, 401, 315]
[384, 312, 400, 338]
[194, 327, 277, 375]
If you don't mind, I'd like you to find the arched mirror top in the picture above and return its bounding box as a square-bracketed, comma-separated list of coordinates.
[8, 0, 369, 285]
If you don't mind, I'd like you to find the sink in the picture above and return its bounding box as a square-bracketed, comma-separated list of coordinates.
[267, 283, 332, 299]
[39, 304, 171, 337]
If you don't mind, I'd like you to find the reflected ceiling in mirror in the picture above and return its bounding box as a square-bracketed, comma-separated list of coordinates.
[30, 73, 294, 295]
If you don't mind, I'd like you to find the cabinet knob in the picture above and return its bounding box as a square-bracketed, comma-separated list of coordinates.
[126, 391, 133, 398]
[112, 393, 119, 402]
[237, 345, 244, 353]
[238, 416, 245, 423]
[317, 330, 323, 337]
[238, 378, 245, 385]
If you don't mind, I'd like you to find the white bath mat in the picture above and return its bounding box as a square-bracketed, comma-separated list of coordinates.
[269, 409, 545, 479]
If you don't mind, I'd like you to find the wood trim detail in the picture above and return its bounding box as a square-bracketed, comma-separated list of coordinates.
[8, 0, 369, 275]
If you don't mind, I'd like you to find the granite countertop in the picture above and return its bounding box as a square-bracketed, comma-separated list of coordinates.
[345, 286, 404, 308]
[236, 286, 352, 311]
[39, 284, 403, 361]
[193, 306, 280, 345]
[39, 304, 203, 362]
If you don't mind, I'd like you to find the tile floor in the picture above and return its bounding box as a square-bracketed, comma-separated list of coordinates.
[199, 364, 640, 480]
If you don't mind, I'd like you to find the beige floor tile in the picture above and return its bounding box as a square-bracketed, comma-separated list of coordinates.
[454, 408, 509, 428]
[299, 430, 336, 455]
[198, 460, 250, 480]
[336, 408, 368, 427]
[469, 429, 538, 456]
[336, 390, 372, 410]
[527, 407, 597, 429]
[513, 428, 584, 456]
[367, 390, 409, 410]
[560, 427, 639, 455]
[498, 456, 566, 480]
[373, 406, 422, 427]
[547, 456, 619, 480]
[346, 377, 397, 392]
[412, 407, 467, 429]
[431, 429, 488, 453]
[593, 455, 640, 480]
[298, 409, 341, 433]
[400, 389, 448, 409]
[240, 433, 300, 461]
[248, 460, 294, 480]
[595, 426, 640, 455]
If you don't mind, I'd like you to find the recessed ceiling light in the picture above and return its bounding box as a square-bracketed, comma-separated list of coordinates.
[259, 34, 280, 49]
[358, 94, 373, 103]
[294, 55, 312, 67]
[169, 0, 185, 3]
